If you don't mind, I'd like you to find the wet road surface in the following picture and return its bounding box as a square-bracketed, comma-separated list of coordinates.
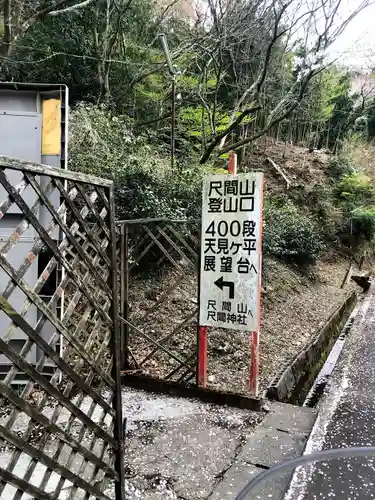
[287, 293, 375, 499]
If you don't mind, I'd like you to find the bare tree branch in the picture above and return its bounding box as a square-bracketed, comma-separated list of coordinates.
[49, 0, 95, 15]
[221, 67, 326, 154]
[200, 105, 261, 163]
[194, 0, 374, 164]
[0, 0, 98, 56]
[3, 0, 12, 53]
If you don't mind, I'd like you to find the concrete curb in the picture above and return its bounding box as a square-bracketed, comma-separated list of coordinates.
[122, 373, 264, 410]
[208, 402, 317, 499]
[266, 290, 357, 404]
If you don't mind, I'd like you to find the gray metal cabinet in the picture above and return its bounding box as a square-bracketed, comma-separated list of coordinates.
[0, 83, 68, 378]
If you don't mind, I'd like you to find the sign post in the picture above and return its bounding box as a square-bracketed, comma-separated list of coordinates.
[198, 155, 263, 396]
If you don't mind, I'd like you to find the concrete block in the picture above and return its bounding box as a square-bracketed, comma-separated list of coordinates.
[237, 427, 307, 467]
[291, 349, 308, 374]
[209, 461, 259, 499]
[262, 403, 316, 435]
[210, 461, 293, 500]
[275, 367, 295, 401]
[210, 402, 317, 500]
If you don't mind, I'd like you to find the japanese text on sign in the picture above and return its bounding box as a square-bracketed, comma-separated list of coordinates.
[199, 173, 263, 332]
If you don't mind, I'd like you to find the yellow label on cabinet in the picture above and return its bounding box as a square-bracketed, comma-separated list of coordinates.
[42, 99, 61, 155]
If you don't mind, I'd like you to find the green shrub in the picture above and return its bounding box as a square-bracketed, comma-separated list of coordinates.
[339, 207, 375, 250]
[327, 157, 355, 180]
[336, 172, 374, 206]
[69, 102, 168, 179]
[69, 102, 206, 220]
[352, 208, 375, 241]
[263, 200, 324, 265]
[310, 184, 335, 221]
[115, 166, 204, 220]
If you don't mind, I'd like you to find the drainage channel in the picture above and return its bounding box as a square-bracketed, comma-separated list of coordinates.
[303, 308, 357, 408]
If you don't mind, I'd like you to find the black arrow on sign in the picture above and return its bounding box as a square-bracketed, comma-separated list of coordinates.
[214, 276, 235, 299]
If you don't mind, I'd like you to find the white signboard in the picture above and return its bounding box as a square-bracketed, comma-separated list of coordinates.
[199, 173, 264, 332]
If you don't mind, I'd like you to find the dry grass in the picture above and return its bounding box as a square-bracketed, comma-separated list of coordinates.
[342, 136, 375, 180]
[244, 136, 331, 193]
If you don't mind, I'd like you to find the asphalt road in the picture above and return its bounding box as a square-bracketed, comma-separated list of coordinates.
[287, 292, 375, 500]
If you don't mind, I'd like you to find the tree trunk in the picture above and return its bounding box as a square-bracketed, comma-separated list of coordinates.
[201, 109, 206, 154]
[326, 122, 331, 150]
[1, 0, 13, 58]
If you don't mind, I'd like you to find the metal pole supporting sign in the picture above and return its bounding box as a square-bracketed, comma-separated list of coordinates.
[197, 151, 263, 396]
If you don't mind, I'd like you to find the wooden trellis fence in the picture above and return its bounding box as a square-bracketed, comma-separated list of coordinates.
[0, 157, 125, 500]
[117, 218, 201, 384]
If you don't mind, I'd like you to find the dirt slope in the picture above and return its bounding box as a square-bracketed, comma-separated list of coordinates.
[244, 137, 331, 192]
[127, 139, 360, 396]
[207, 256, 356, 395]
